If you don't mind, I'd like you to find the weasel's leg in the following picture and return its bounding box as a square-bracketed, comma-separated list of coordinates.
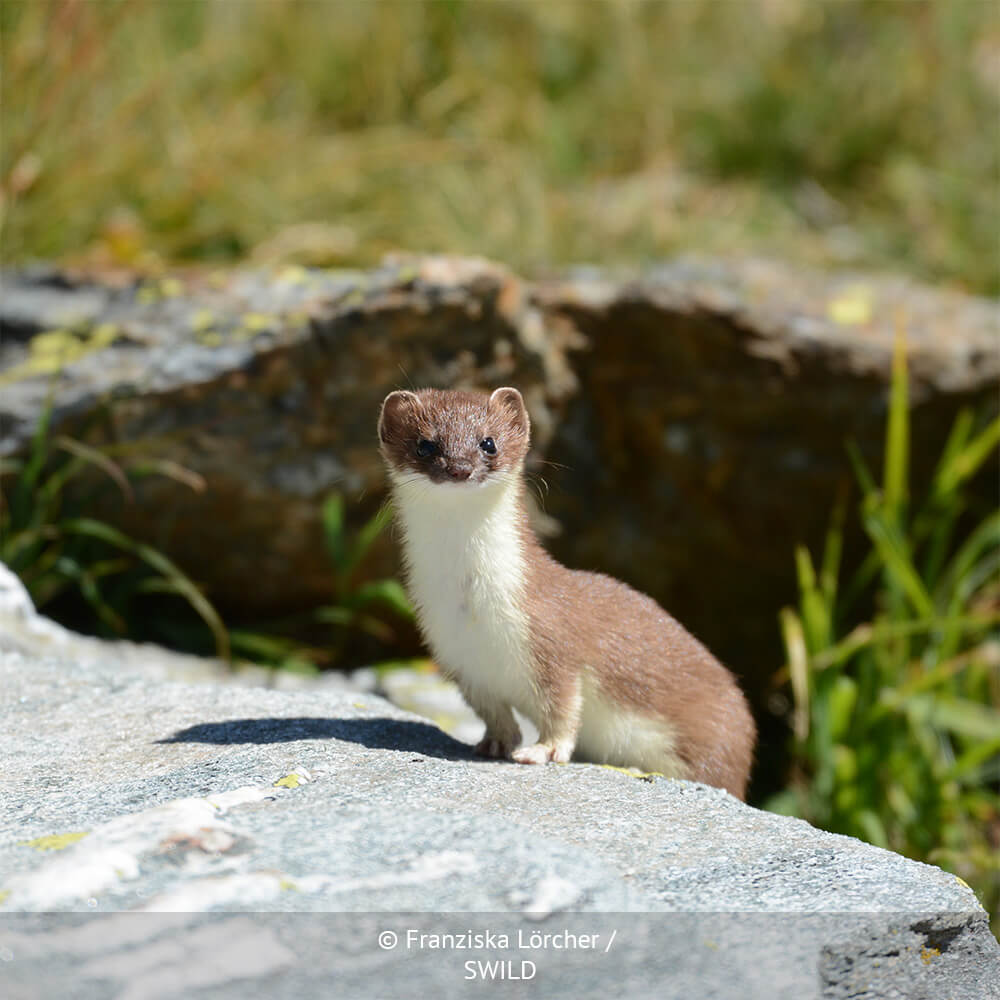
[460, 687, 522, 759]
[511, 675, 582, 766]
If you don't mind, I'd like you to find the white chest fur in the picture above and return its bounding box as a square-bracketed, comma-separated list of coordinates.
[389, 472, 537, 716]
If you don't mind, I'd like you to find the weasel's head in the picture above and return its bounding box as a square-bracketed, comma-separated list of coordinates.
[378, 387, 530, 491]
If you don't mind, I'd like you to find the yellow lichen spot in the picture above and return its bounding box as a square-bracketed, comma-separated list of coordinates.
[0, 359, 55, 387]
[278, 265, 309, 285]
[30, 329, 77, 358]
[0, 321, 122, 386]
[0, 890, 10, 905]
[279, 878, 299, 892]
[195, 330, 223, 347]
[827, 286, 873, 326]
[274, 774, 301, 789]
[89, 323, 119, 349]
[191, 309, 217, 332]
[160, 277, 184, 298]
[395, 264, 419, 284]
[241, 312, 275, 332]
[136, 284, 160, 305]
[592, 763, 664, 780]
[920, 946, 940, 965]
[20, 831, 88, 851]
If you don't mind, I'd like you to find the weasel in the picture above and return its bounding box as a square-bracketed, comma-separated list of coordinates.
[378, 387, 756, 799]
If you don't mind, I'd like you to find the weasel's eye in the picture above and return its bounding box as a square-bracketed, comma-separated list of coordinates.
[479, 437, 496, 455]
[415, 439, 438, 458]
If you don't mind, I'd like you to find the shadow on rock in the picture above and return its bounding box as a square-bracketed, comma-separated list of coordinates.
[156, 716, 471, 759]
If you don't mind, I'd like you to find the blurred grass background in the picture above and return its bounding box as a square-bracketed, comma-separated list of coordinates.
[2, 0, 998, 292]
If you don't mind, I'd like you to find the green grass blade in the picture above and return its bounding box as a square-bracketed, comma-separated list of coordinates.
[346, 502, 394, 577]
[351, 578, 413, 619]
[938, 512, 1000, 597]
[125, 459, 206, 493]
[846, 440, 878, 499]
[312, 605, 355, 626]
[10, 390, 55, 527]
[59, 517, 230, 661]
[820, 497, 846, 609]
[780, 606, 810, 744]
[856, 810, 890, 850]
[0, 526, 54, 567]
[352, 613, 395, 642]
[936, 415, 1000, 498]
[228, 630, 323, 664]
[883, 318, 909, 520]
[930, 408, 974, 497]
[321, 493, 349, 575]
[947, 737, 1000, 783]
[53, 436, 134, 502]
[839, 547, 882, 620]
[862, 508, 934, 618]
[810, 615, 999, 673]
[899, 694, 1000, 742]
[918, 500, 963, 593]
[51, 555, 126, 634]
[796, 544, 832, 652]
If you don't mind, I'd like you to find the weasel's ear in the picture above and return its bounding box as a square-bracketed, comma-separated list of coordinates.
[379, 390, 422, 443]
[488, 387, 530, 438]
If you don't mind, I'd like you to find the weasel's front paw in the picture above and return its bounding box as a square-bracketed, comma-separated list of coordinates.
[474, 736, 515, 759]
[511, 742, 572, 765]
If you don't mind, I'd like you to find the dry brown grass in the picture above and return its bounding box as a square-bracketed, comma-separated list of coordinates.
[2, 0, 997, 289]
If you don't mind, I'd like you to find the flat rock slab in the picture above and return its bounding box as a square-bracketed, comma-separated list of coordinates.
[1, 646, 997, 1000]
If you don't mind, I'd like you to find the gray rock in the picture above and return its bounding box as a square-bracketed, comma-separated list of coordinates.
[0, 619, 997, 999]
[1, 256, 997, 735]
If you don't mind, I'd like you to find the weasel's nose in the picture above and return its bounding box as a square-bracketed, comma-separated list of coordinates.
[446, 463, 473, 481]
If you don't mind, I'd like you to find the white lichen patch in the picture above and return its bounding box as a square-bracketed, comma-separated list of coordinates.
[1, 780, 287, 910]
[138, 873, 289, 912]
[137, 850, 479, 911]
[204, 786, 276, 811]
[519, 875, 584, 920]
[296, 850, 478, 897]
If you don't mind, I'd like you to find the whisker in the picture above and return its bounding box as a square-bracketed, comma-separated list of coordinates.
[525, 471, 550, 495]
[396, 364, 415, 391]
